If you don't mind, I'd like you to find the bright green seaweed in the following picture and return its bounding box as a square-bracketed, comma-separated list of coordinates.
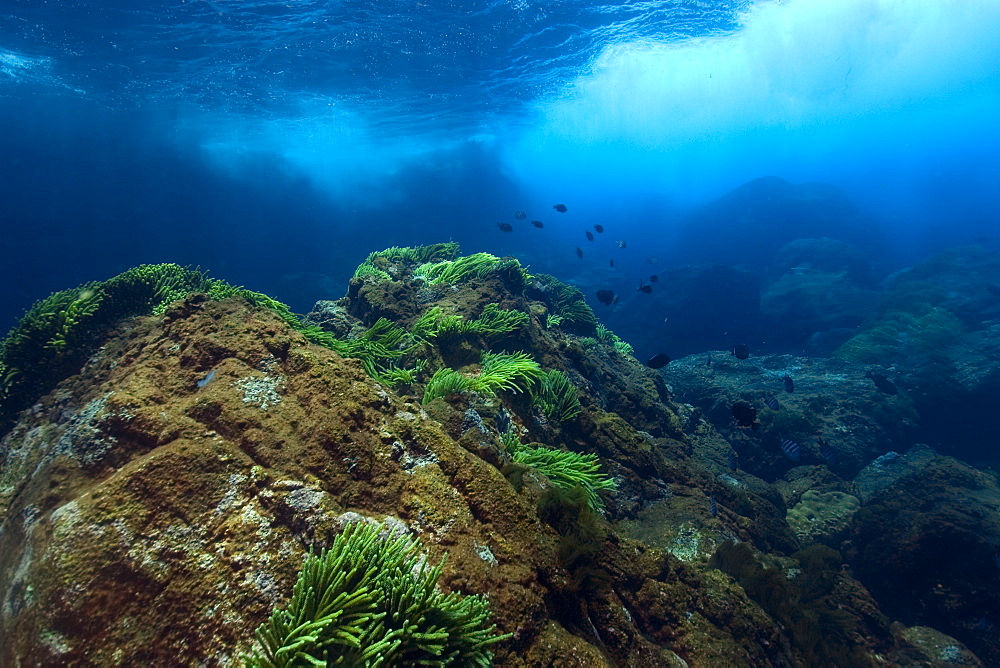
[245, 520, 506, 667]
[509, 444, 617, 512]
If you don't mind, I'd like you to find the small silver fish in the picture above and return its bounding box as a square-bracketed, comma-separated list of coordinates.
[196, 370, 216, 388]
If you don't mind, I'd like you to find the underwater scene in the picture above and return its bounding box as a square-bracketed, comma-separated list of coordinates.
[1, 0, 999, 665]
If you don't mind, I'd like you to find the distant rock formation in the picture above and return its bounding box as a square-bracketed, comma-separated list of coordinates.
[672, 176, 885, 269]
[761, 238, 881, 346]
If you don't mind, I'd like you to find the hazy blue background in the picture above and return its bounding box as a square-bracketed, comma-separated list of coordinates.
[1, 0, 998, 334]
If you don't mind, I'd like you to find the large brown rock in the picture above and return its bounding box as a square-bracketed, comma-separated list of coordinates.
[0, 295, 789, 666]
[0, 298, 556, 664]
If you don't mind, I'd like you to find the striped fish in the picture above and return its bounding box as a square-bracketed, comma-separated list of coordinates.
[764, 394, 780, 411]
[780, 438, 801, 462]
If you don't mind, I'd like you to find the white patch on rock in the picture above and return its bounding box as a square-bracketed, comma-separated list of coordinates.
[50, 499, 82, 537]
[474, 541, 498, 567]
[285, 488, 324, 513]
[235, 375, 284, 411]
[213, 473, 249, 516]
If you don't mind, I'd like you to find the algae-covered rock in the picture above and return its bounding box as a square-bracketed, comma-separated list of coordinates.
[849, 453, 1000, 664]
[786, 489, 860, 546]
[0, 297, 554, 664]
[662, 351, 919, 479]
[0, 250, 931, 666]
[831, 247, 1000, 460]
[761, 269, 879, 334]
[852, 444, 937, 504]
[771, 237, 875, 282]
[894, 625, 985, 668]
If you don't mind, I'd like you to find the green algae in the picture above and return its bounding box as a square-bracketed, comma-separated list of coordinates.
[529, 369, 581, 422]
[415, 252, 500, 285]
[246, 520, 507, 667]
[510, 443, 616, 512]
[412, 304, 529, 342]
[421, 351, 541, 404]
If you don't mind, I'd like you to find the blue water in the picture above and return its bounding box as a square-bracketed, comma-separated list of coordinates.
[1, 0, 998, 326]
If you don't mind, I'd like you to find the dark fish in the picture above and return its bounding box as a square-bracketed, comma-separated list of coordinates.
[647, 353, 671, 368]
[732, 401, 758, 429]
[727, 452, 739, 471]
[764, 394, 780, 411]
[575, 247, 583, 259]
[596, 289, 618, 306]
[594, 224, 604, 233]
[731, 343, 750, 360]
[496, 407, 511, 434]
[638, 284, 653, 294]
[609, 259, 615, 268]
[649, 275, 659, 283]
[514, 211, 526, 220]
[585, 230, 595, 241]
[819, 439, 838, 466]
[780, 438, 801, 461]
[617, 240, 627, 249]
[553, 203, 568, 212]
[497, 222, 513, 232]
[531, 220, 544, 228]
[783, 375, 795, 393]
[865, 370, 899, 395]
[709, 496, 718, 517]
[706, 352, 713, 367]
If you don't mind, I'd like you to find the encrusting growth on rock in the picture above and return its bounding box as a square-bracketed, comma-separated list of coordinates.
[0, 244, 985, 665]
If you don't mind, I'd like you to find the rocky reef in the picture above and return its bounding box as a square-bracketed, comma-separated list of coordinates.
[834, 245, 1000, 461]
[0, 245, 992, 666]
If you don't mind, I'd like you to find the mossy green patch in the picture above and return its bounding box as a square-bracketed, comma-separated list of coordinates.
[0, 264, 215, 424]
[422, 368, 479, 405]
[835, 306, 964, 364]
[785, 490, 860, 545]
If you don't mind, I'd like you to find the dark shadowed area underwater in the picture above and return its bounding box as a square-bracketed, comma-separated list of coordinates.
[1, 1, 1000, 666]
